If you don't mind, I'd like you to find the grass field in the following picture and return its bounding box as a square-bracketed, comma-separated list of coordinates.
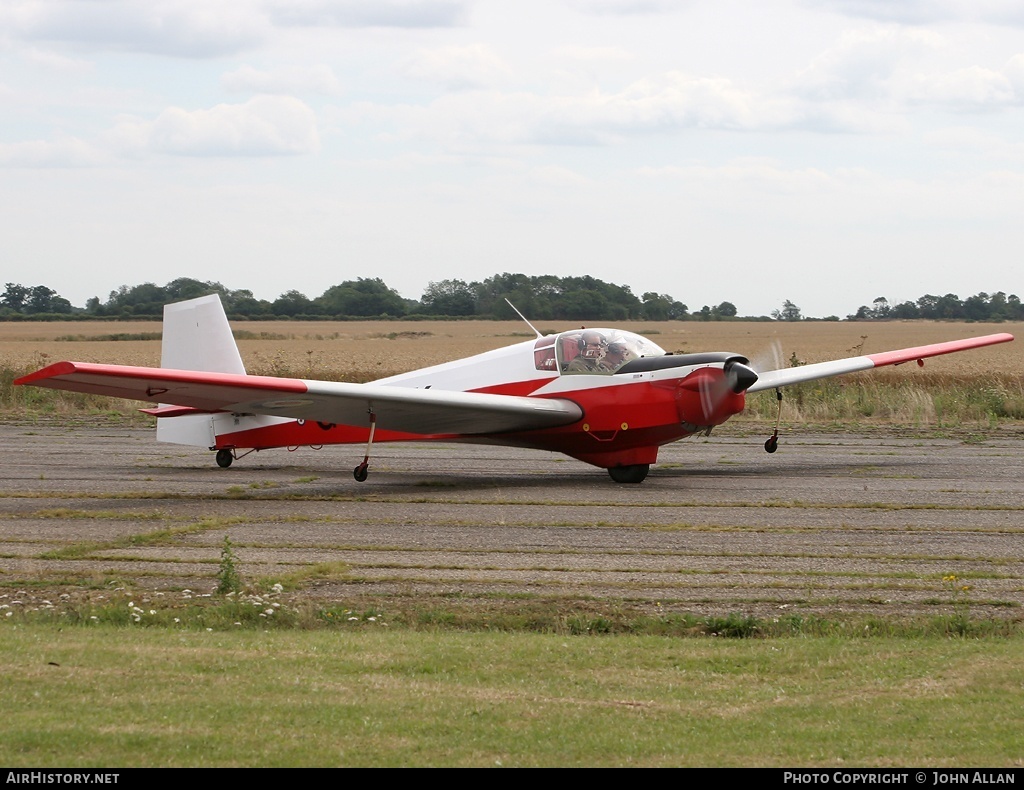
[2, 624, 1022, 767]
[2, 318, 1021, 374]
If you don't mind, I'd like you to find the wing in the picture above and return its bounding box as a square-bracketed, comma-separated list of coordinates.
[747, 333, 1014, 393]
[14, 362, 583, 435]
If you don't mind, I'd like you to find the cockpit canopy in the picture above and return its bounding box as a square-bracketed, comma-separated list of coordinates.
[533, 329, 667, 375]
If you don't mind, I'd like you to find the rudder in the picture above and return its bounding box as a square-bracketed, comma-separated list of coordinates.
[157, 294, 246, 448]
[161, 294, 245, 374]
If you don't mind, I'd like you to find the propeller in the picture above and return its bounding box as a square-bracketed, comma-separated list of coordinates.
[747, 339, 784, 377]
[694, 356, 759, 422]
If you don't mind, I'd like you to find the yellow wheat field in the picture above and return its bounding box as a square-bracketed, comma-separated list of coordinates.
[1, 319, 1020, 382]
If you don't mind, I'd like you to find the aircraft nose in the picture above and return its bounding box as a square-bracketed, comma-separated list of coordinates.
[726, 360, 758, 393]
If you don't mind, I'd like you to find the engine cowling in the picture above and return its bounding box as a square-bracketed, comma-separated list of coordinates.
[675, 357, 757, 427]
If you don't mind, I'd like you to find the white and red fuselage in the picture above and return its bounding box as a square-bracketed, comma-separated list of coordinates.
[188, 328, 744, 470]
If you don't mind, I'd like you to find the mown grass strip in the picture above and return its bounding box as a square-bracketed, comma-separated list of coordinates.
[39, 517, 248, 560]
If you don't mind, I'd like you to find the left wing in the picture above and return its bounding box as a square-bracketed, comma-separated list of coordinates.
[747, 333, 1014, 393]
[14, 362, 583, 435]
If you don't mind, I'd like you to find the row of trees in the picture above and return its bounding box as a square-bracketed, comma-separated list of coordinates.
[0, 284, 73, 315]
[2, 276, 732, 322]
[847, 294, 1023, 322]
[2, 277, 1021, 322]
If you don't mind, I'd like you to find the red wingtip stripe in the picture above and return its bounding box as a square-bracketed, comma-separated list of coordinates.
[866, 333, 1014, 368]
[13, 360, 80, 386]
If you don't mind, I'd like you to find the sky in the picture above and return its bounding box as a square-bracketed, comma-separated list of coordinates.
[2, 0, 1023, 319]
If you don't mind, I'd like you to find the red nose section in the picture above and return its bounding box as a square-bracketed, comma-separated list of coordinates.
[676, 367, 748, 426]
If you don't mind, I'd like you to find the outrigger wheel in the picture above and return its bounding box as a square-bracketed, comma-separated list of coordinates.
[353, 463, 369, 482]
[607, 464, 650, 484]
[764, 387, 783, 454]
[215, 449, 234, 468]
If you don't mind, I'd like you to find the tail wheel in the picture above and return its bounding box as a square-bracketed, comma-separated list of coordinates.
[215, 449, 234, 468]
[607, 464, 649, 484]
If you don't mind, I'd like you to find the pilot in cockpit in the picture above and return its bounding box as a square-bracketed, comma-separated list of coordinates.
[599, 340, 634, 372]
[565, 331, 607, 373]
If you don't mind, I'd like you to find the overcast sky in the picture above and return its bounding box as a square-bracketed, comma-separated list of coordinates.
[2, 0, 1023, 318]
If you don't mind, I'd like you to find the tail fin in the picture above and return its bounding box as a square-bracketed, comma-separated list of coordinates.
[161, 294, 245, 374]
[157, 294, 244, 448]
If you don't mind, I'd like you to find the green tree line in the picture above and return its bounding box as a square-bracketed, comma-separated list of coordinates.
[1, 275, 715, 322]
[2, 276, 1020, 322]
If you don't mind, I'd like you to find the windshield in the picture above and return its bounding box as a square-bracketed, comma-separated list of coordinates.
[543, 329, 667, 375]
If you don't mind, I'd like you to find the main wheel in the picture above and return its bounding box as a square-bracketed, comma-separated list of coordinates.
[215, 449, 234, 468]
[607, 464, 649, 484]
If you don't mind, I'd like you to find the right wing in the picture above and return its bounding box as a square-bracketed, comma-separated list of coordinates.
[747, 333, 1014, 393]
[15, 362, 584, 436]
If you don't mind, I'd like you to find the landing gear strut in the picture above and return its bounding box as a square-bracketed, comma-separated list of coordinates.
[353, 409, 377, 482]
[608, 463, 650, 484]
[764, 388, 783, 454]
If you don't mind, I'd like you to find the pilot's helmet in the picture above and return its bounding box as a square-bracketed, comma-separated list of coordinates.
[579, 331, 607, 358]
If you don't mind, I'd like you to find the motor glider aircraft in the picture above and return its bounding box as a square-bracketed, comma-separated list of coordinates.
[15, 295, 1014, 484]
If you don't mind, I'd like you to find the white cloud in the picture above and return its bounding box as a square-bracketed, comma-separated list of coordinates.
[109, 96, 320, 156]
[638, 159, 835, 196]
[525, 165, 591, 188]
[364, 70, 858, 147]
[221, 65, 343, 97]
[903, 65, 1016, 108]
[1002, 53, 1024, 95]
[552, 45, 633, 63]
[801, 0, 965, 25]
[400, 45, 513, 90]
[24, 47, 94, 74]
[793, 26, 943, 102]
[809, 0, 1024, 25]
[566, 0, 682, 15]
[264, 0, 468, 28]
[0, 0, 271, 58]
[0, 137, 106, 168]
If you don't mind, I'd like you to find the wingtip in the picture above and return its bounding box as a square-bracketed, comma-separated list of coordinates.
[13, 361, 79, 386]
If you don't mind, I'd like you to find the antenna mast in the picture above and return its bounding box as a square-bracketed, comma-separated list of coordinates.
[504, 298, 542, 339]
